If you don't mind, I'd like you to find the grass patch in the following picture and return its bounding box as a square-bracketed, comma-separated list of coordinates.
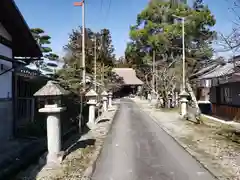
[199, 115, 240, 144]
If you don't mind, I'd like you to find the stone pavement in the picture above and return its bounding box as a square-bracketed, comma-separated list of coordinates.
[133, 97, 240, 180]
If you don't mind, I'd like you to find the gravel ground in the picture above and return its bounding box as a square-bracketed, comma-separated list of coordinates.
[134, 98, 240, 180]
[15, 106, 118, 180]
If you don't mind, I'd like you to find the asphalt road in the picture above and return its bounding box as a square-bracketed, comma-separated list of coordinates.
[91, 98, 216, 180]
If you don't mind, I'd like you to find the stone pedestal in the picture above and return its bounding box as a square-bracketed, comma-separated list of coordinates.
[175, 92, 179, 107]
[159, 97, 164, 107]
[147, 93, 152, 103]
[87, 99, 97, 125]
[108, 92, 113, 108]
[168, 98, 172, 108]
[150, 91, 157, 106]
[86, 89, 98, 126]
[137, 86, 142, 97]
[39, 104, 66, 165]
[101, 91, 108, 112]
[102, 97, 108, 112]
[179, 90, 189, 117]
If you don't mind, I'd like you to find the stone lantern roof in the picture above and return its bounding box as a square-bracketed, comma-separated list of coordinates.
[85, 89, 97, 97]
[101, 90, 108, 96]
[34, 80, 69, 96]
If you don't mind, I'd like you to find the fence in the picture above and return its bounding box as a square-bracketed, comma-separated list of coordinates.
[15, 92, 89, 138]
[16, 97, 35, 126]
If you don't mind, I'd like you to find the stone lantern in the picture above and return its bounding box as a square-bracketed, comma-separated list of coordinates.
[179, 90, 189, 118]
[167, 92, 172, 108]
[101, 90, 108, 112]
[108, 91, 113, 108]
[137, 85, 142, 98]
[34, 80, 68, 166]
[85, 89, 98, 126]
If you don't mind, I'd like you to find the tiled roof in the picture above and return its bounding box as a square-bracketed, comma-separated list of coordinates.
[191, 63, 220, 77]
[112, 68, 143, 85]
[199, 63, 235, 79]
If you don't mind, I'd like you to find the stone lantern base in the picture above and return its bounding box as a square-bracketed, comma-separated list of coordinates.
[86, 99, 97, 129]
[39, 105, 66, 166]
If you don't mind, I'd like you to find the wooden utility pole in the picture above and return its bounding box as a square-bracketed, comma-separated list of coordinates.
[82, 0, 86, 91]
[156, 65, 158, 94]
[152, 50, 156, 93]
[94, 35, 97, 91]
[101, 62, 104, 85]
[101, 35, 104, 86]
[182, 17, 185, 91]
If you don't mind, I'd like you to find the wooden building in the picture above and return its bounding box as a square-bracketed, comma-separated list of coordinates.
[193, 57, 240, 120]
[14, 67, 49, 128]
[0, 0, 42, 141]
[112, 68, 143, 97]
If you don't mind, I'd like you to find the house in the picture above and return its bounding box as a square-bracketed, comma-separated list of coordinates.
[192, 56, 240, 120]
[112, 68, 143, 96]
[0, 0, 42, 142]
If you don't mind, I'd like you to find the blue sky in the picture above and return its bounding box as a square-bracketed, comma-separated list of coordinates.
[15, 0, 237, 59]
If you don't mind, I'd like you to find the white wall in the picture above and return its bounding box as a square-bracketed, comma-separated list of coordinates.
[0, 23, 12, 99]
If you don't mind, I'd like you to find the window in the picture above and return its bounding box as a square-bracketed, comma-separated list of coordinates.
[220, 87, 232, 104]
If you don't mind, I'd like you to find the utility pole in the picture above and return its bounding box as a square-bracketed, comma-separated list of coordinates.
[152, 50, 156, 93]
[82, 0, 86, 91]
[74, 0, 86, 133]
[101, 62, 104, 85]
[74, 0, 86, 91]
[156, 65, 158, 95]
[94, 35, 97, 91]
[101, 35, 104, 86]
[172, 14, 189, 117]
[182, 17, 185, 91]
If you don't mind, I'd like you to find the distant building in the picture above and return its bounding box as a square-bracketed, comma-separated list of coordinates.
[112, 68, 143, 96]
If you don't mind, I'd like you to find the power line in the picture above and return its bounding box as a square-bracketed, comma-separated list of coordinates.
[100, 0, 104, 12]
[105, 0, 112, 22]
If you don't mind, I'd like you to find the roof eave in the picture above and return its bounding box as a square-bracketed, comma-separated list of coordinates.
[0, 0, 42, 58]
